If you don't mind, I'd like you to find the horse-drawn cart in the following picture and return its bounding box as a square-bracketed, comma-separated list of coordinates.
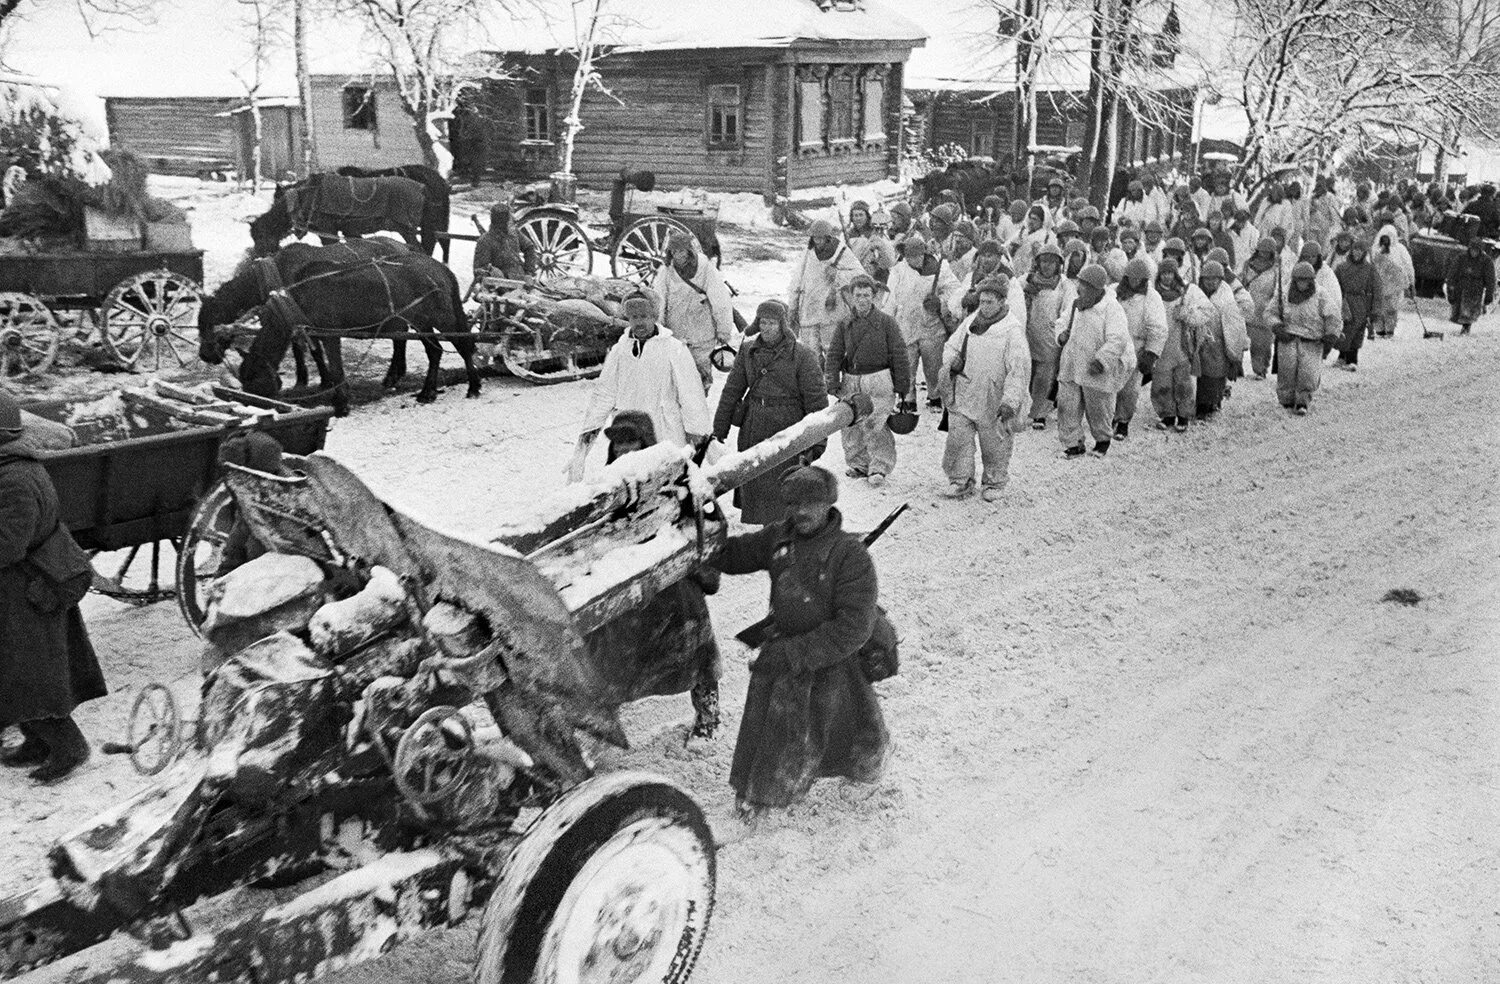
[22, 383, 332, 620]
[457, 170, 724, 287]
[0, 246, 204, 379]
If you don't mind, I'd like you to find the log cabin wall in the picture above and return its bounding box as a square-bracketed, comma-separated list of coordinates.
[473, 41, 917, 197]
[103, 97, 239, 175]
[307, 75, 425, 171]
[916, 87, 1197, 169]
[783, 45, 909, 192]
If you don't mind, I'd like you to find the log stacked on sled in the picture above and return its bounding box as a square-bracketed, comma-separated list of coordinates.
[473, 274, 638, 384]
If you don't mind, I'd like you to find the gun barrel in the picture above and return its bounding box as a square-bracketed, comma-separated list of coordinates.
[702, 394, 872, 496]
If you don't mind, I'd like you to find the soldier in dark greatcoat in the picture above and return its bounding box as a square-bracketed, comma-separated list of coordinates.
[714, 466, 889, 819]
[0, 389, 107, 782]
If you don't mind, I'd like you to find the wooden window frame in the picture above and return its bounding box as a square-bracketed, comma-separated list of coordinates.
[706, 81, 744, 150]
[795, 66, 827, 153]
[969, 119, 993, 158]
[860, 67, 887, 146]
[342, 84, 376, 131]
[826, 70, 858, 148]
[523, 85, 553, 145]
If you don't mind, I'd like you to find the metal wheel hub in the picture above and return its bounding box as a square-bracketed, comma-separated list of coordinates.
[0, 328, 20, 349]
[148, 315, 173, 337]
[544, 821, 704, 984]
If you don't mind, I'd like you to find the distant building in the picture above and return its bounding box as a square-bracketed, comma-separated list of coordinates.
[103, 96, 240, 177]
[304, 74, 425, 172]
[446, 0, 927, 198]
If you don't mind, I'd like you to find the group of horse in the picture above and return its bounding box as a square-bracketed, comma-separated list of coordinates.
[202, 164, 479, 416]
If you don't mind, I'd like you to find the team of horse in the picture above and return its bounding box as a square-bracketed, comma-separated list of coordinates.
[228, 165, 474, 414]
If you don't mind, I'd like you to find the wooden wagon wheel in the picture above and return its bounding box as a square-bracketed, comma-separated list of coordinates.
[518, 211, 595, 282]
[100, 269, 203, 373]
[0, 292, 62, 379]
[176, 481, 237, 636]
[611, 215, 694, 286]
[89, 538, 176, 605]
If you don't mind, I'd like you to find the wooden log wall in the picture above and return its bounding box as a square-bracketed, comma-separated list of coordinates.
[103, 97, 238, 175]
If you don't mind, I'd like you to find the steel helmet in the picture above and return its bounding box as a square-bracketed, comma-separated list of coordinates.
[886, 399, 919, 435]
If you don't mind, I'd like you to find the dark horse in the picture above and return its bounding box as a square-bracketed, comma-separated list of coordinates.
[199, 240, 480, 416]
[337, 164, 451, 260]
[248, 173, 427, 257]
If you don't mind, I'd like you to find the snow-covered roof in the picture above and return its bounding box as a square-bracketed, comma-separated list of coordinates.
[888, 0, 1219, 94]
[474, 0, 927, 57]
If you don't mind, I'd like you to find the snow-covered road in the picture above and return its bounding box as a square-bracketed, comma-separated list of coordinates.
[2, 176, 1495, 982]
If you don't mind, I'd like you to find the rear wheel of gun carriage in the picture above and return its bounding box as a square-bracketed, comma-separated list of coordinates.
[99, 269, 203, 373]
[474, 775, 715, 984]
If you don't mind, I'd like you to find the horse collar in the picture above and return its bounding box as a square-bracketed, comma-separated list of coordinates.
[253, 256, 284, 298]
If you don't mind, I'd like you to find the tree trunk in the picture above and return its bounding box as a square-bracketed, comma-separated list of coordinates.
[561, 54, 591, 176]
[411, 110, 453, 176]
[249, 99, 264, 192]
[1076, 0, 1110, 203]
[294, 0, 317, 175]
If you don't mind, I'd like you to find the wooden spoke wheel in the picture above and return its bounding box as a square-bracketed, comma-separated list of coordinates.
[176, 482, 237, 636]
[127, 683, 183, 776]
[90, 538, 177, 605]
[0, 292, 62, 379]
[519, 211, 595, 283]
[610, 216, 695, 286]
[393, 706, 477, 807]
[100, 269, 203, 373]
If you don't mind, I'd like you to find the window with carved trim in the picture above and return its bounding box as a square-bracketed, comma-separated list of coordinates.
[797, 79, 824, 150]
[863, 76, 886, 142]
[828, 74, 856, 142]
[707, 84, 741, 147]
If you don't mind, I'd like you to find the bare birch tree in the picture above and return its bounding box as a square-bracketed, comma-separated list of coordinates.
[556, 0, 628, 178]
[1231, 0, 1500, 194]
[232, 0, 285, 191]
[337, 0, 535, 175]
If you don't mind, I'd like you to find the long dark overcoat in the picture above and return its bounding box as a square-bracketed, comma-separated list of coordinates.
[712, 332, 828, 525]
[0, 443, 107, 727]
[717, 510, 889, 808]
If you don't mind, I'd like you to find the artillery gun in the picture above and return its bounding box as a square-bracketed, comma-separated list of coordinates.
[0, 396, 872, 984]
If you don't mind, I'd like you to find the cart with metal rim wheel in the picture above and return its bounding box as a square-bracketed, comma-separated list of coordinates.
[23, 385, 333, 617]
[0, 246, 205, 379]
[609, 191, 722, 286]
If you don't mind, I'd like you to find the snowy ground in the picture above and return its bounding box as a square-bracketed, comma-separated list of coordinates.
[2, 178, 1496, 983]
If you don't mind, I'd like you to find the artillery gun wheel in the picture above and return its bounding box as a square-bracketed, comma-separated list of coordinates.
[518, 211, 595, 282]
[128, 683, 183, 776]
[0, 292, 62, 379]
[177, 481, 237, 635]
[475, 774, 714, 984]
[611, 216, 695, 286]
[100, 269, 203, 373]
[394, 706, 477, 806]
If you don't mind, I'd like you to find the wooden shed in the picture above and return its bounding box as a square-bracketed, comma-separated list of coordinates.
[455, 0, 926, 198]
[225, 99, 304, 182]
[304, 74, 426, 171]
[103, 96, 239, 177]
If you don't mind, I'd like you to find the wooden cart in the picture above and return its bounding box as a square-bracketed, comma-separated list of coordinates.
[23, 384, 333, 624]
[0, 246, 204, 379]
